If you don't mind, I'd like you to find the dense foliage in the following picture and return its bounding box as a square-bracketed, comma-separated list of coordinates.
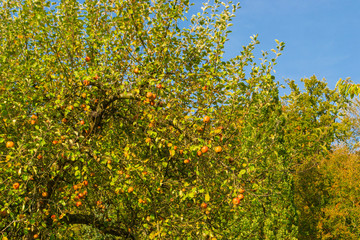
[0, 0, 355, 239]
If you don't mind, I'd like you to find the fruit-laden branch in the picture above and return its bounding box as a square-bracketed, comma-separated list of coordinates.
[62, 213, 135, 239]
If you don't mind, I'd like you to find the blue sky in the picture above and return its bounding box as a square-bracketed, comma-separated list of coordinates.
[190, 0, 360, 93]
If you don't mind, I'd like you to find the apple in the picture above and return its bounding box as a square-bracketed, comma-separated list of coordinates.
[237, 194, 244, 200]
[201, 146, 209, 153]
[214, 146, 222, 153]
[83, 80, 90, 86]
[6, 141, 14, 148]
[42, 192, 48, 197]
[156, 84, 163, 89]
[203, 116, 210, 123]
[146, 92, 153, 98]
[85, 56, 91, 62]
[200, 203, 208, 209]
[13, 182, 20, 190]
[80, 120, 85, 125]
[232, 197, 240, 205]
[133, 67, 140, 74]
[76, 201, 82, 207]
[184, 159, 190, 164]
[128, 187, 134, 193]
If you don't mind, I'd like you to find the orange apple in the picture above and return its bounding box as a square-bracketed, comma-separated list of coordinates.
[214, 146, 222, 153]
[232, 197, 240, 205]
[200, 203, 208, 209]
[83, 80, 90, 86]
[13, 182, 20, 190]
[146, 92, 153, 98]
[201, 146, 209, 153]
[203, 116, 210, 123]
[238, 194, 244, 200]
[85, 56, 91, 62]
[6, 141, 14, 148]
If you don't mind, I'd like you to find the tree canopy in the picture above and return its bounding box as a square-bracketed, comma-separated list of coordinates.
[0, 0, 353, 239]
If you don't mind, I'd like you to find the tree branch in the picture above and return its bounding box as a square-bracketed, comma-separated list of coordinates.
[62, 213, 135, 239]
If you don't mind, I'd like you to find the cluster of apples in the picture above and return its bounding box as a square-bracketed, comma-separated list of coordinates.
[144, 92, 157, 106]
[71, 180, 89, 207]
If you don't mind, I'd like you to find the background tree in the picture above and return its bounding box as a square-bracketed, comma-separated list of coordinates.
[0, 0, 351, 239]
[316, 147, 360, 240]
[281, 76, 349, 240]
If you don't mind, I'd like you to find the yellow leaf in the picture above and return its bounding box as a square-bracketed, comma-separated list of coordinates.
[205, 193, 210, 202]
[169, 149, 175, 157]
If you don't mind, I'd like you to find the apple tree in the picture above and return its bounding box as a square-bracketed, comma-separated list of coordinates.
[0, 0, 349, 239]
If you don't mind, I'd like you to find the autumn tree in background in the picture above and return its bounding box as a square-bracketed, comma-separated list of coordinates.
[316, 147, 360, 240]
[310, 98, 360, 240]
[0, 0, 351, 239]
[281, 77, 349, 240]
